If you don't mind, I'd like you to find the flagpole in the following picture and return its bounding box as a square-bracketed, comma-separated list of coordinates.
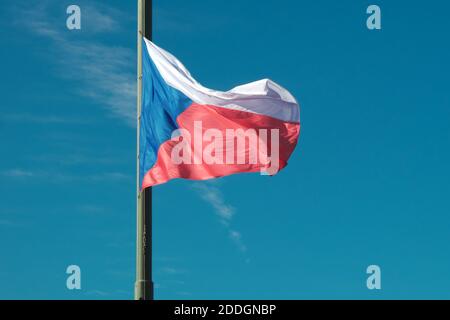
[135, 0, 153, 300]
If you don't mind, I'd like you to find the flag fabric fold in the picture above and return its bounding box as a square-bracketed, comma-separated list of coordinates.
[139, 38, 300, 188]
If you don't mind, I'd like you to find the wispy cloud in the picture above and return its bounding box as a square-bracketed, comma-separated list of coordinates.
[228, 229, 247, 253]
[2, 169, 37, 178]
[0, 216, 25, 228]
[0, 219, 16, 226]
[82, 5, 124, 33]
[1, 168, 131, 183]
[31, 153, 124, 166]
[192, 182, 248, 254]
[84, 290, 110, 297]
[1, 114, 94, 125]
[155, 265, 189, 294]
[84, 289, 129, 298]
[17, 1, 136, 126]
[160, 267, 187, 275]
[193, 183, 235, 225]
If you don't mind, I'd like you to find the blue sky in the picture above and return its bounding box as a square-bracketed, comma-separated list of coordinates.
[1, 0, 450, 299]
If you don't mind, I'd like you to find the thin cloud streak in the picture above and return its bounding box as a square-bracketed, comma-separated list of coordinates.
[31, 153, 124, 166]
[160, 267, 187, 275]
[1, 168, 131, 183]
[192, 182, 248, 254]
[192, 183, 235, 224]
[1, 113, 94, 125]
[1, 169, 35, 178]
[19, 1, 136, 126]
[0, 220, 16, 226]
[82, 5, 123, 33]
[229, 229, 247, 253]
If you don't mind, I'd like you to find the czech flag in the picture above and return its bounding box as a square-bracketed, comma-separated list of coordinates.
[140, 38, 301, 189]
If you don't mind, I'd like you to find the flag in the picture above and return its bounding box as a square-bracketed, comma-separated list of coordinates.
[139, 38, 300, 188]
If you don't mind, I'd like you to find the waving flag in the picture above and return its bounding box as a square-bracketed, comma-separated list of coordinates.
[139, 38, 300, 188]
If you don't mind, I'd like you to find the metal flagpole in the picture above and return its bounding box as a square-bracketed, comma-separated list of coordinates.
[135, 0, 153, 300]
